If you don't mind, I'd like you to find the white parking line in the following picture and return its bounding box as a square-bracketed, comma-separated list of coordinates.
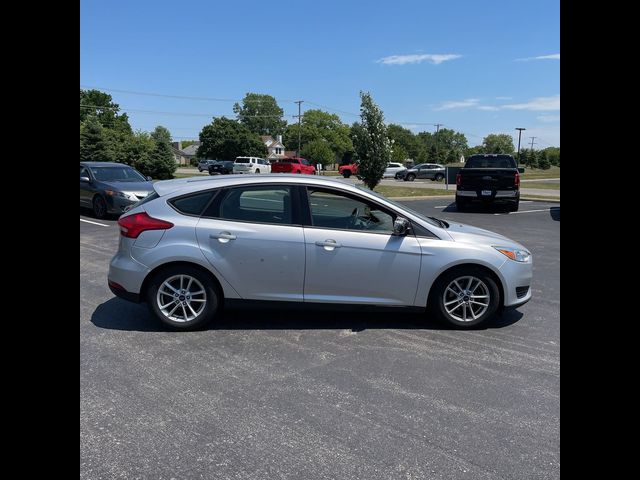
[80, 218, 110, 227]
[494, 208, 553, 215]
[434, 205, 449, 208]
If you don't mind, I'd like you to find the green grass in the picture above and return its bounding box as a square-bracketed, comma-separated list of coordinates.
[372, 186, 454, 198]
[520, 166, 560, 179]
[521, 181, 560, 190]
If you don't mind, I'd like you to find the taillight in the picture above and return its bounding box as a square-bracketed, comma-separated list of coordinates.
[514, 171, 520, 187]
[456, 173, 461, 186]
[118, 212, 173, 239]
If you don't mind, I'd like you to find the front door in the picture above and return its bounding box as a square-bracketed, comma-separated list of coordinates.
[302, 187, 422, 305]
[195, 185, 305, 301]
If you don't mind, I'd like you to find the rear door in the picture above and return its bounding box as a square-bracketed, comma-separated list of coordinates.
[195, 184, 305, 301]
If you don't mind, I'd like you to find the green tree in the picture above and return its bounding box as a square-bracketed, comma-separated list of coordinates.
[80, 116, 107, 162]
[233, 93, 287, 136]
[284, 109, 353, 161]
[390, 143, 408, 163]
[482, 134, 515, 154]
[301, 139, 334, 167]
[387, 124, 423, 161]
[352, 92, 391, 190]
[537, 151, 551, 170]
[80, 89, 132, 133]
[465, 145, 485, 157]
[197, 117, 267, 160]
[122, 131, 155, 170]
[542, 147, 560, 166]
[135, 126, 177, 179]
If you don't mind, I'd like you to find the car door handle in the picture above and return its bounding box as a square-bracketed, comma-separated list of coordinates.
[210, 232, 236, 243]
[315, 240, 341, 250]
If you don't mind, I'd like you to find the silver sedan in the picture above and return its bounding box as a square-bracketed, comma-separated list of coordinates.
[108, 175, 532, 330]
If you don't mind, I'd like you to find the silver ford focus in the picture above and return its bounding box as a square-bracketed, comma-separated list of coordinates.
[108, 175, 532, 330]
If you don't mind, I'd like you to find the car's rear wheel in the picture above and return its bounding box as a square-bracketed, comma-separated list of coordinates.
[429, 267, 500, 328]
[342, 170, 351, 178]
[434, 173, 444, 181]
[92, 195, 107, 219]
[406, 173, 416, 182]
[147, 265, 220, 330]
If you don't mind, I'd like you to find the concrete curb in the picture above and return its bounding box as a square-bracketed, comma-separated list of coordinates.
[521, 197, 561, 203]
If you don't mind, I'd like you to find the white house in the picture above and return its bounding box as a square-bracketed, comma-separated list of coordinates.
[261, 135, 286, 161]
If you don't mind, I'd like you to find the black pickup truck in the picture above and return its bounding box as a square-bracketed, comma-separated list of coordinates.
[455, 154, 520, 211]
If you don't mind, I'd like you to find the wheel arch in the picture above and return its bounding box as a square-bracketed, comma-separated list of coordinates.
[426, 262, 505, 309]
[140, 260, 226, 306]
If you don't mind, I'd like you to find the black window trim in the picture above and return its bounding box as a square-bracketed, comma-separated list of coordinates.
[167, 188, 221, 218]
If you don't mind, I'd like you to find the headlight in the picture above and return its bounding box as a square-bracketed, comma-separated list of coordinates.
[105, 190, 130, 199]
[493, 246, 531, 263]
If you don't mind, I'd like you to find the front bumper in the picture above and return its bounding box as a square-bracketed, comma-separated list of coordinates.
[498, 258, 533, 307]
[106, 195, 140, 214]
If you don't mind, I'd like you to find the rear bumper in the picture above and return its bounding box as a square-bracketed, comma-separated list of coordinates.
[456, 190, 519, 201]
[108, 249, 150, 298]
[108, 281, 141, 303]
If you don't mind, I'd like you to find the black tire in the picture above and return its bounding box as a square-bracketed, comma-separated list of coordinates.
[342, 170, 351, 178]
[507, 201, 519, 212]
[428, 266, 500, 328]
[435, 173, 444, 182]
[406, 173, 416, 182]
[455, 197, 467, 211]
[146, 265, 221, 331]
[255, 169, 260, 174]
[92, 195, 108, 219]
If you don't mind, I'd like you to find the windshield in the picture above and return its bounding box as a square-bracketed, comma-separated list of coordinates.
[90, 166, 147, 182]
[465, 155, 516, 168]
[355, 185, 441, 227]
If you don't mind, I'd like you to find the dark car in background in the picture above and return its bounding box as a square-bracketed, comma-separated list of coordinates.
[455, 154, 520, 211]
[80, 162, 154, 219]
[208, 160, 235, 175]
[397, 163, 446, 181]
[197, 160, 217, 172]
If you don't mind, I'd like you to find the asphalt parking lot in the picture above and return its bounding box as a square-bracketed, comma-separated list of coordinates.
[80, 198, 560, 480]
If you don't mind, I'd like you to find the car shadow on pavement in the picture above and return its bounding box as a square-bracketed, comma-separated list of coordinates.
[442, 202, 512, 214]
[550, 207, 560, 221]
[91, 297, 524, 333]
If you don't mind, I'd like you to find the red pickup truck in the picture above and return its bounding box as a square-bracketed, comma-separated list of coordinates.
[271, 157, 316, 174]
[338, 163, 358, 178]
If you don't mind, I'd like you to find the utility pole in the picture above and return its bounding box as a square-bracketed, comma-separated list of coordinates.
[294, 100, 303, 157]
[529, 136, 537, 151]
[515, 128, 526, 166]
[434, 123, 443, 163]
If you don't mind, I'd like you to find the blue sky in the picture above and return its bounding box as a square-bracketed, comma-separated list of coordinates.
[80, 0, 560, 148]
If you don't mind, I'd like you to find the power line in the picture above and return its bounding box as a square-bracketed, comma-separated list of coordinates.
[81, 104, 294, 118]
[80, 85, 296, 104]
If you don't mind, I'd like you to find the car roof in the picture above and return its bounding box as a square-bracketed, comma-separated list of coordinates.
[153, 174, 365, 198]
[80, 161, 131, 167]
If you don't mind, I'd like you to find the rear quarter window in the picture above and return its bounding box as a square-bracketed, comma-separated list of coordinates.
[169, 191, 216, 216]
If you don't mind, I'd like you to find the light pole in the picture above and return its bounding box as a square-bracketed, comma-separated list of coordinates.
[515, 128, 526, 166]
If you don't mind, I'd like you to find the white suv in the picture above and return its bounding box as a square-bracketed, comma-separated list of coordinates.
[383, 162, 405, 178]
[233, 157, 271, 174]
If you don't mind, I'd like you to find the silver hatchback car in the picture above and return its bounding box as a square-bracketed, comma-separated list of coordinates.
[108, 175, 532, 330]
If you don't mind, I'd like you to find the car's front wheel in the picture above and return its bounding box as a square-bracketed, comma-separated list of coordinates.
[147, 265, 220, 330]
[342, 170, 351, 178]
[92, 195, 108, 219]
[429, 267, 500, 328]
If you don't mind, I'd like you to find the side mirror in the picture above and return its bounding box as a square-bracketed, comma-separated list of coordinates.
[80, 176, 90, 183]
[393, 217, 411, 236]
[146, 176, 152, 181]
